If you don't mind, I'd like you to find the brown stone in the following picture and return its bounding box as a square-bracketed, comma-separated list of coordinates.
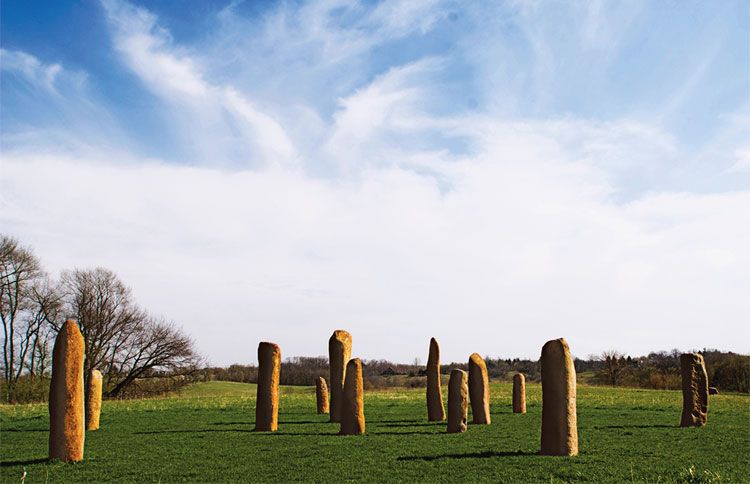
[339, 358, 365, 435]
[316, 377, 329, 414]
[328, 330, 352, 423]
[468, 353, 490, 424]
[447, 369, 468, 433]
[255, 342, 281, 432]
[86, 369, 103, 431]
[680, 353, 708, 427]
[540, 338, 578, 456]
[426, 337, 446, 421]
[512, 373, 526, 414]
[49, 320, 85, 462]
[708, 387, 719, 395]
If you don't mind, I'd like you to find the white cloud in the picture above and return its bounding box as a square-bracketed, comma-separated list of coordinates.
[2, 0, 747, 365]
[2, 119, 748, 364]
[100, 0, 296, 166]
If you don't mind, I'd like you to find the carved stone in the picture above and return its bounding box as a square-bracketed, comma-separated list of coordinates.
[540, 338, 578, 456]
[255, 342, 281, 432]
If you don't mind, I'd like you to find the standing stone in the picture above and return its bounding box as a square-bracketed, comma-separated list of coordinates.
[339, 358, 365, 435]
[328, 330, 352, 423]
[86, 369, 103, 431]
[49, 320, 85, 462]
[680, 353, 708, 427]
[540, 338, 578, 456]
[447, 369, 468, 433]
[426, 337, 446, 421]
[255, 342, 281, 432]
[468, 353, 491, 424]
[512, 373, 526, 414]
[316, 377, 329, 414]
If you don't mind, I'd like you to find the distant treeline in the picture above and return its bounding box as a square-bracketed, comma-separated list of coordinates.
[203, 349, 749, 393]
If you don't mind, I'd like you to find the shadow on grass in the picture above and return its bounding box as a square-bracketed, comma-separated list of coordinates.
[372, 431, 440, 436]
[1, 458, 48, 467]
[595, 424, 674, 429]
[377, 422, 438, 428]
[397, 450, 536, 461]
[1, 428, 47, 432]
[135, 429, 254, 435]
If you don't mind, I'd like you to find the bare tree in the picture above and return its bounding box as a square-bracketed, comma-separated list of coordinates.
[601, 350, 625, 387]
[1, 235, 48, 400]
[58, 267, 200, 401]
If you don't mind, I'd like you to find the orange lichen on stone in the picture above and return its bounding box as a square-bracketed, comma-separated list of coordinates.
[86, 369, 103, 431]
[426, 337, 446, 421]
[316, 377, 329, 414]
[680, 353, 708, 427]
[255, 342, 281, 432]
[540, 338, 578, 456]
[447, 369, 468, 433]
[328, 330, 352, 423]
[468, 353, 491, 424]
[340, 358, 365, 435]
[512, 373, 526, 414]
[49, 320, 85, 462]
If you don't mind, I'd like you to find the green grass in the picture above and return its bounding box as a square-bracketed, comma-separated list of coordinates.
[1, 381, 748, 482]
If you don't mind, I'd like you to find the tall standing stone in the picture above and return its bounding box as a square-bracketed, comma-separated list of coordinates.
[426, 337, 446, 421]
[340, 358, 365, 435]
[468, 353, 491, 424]
[512, 373, 526, 414]
[86, 369, 103, 431]
[447, 369, 468, 433]
[255, 342, 281, 432]
[49, 320, 85, 462]
[540, 338, 578, 456]
[316, 377, 329, 414]
[680, 353, 708, 427]
[328, 330, 352, 423]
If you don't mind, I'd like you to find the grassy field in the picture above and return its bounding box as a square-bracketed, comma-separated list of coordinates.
[1, 381, 748, 482]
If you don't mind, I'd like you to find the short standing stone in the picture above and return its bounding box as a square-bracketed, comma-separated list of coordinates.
[255, 342, 281, 432]
[340, 358, 365, 435]
[468, 353, 490, 424]
[708, 387, 719, 395]
[540, 338, 578, 456]
[680, 353, 708, 427]
[513, 373, 526, 414]
[86, 369, 103, 431]
[49, 320, 85, 462]
[447, 369, 468, 433]
[329, 330, 352, 423]
[316, 377, 329, 414]
[426, 337, 446, 421]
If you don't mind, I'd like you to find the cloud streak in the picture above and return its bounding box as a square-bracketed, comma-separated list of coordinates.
[1, 0, 748, 364]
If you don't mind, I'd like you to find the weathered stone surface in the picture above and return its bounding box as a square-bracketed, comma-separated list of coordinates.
[447, 369, 468, 433]
[540, 338, 578, 456]
[468, 353, 490, 424]
[316, 377, 329, 414]
[49, 320, 85, 462]
[426, 337, 446, 421]
[513, 373, 526, 414]
[329, 330, 352, 423]
[680, 353, 708, 427]
[340, 358, 365, 435]
[86, 369, 103, 431]
[708, 387, 719, 395]
[255, 342, 281, 432]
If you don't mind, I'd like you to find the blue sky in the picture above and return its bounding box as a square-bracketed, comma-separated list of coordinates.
[1, 0, 749, 365]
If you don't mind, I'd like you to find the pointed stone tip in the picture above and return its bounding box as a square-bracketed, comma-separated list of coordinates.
[469, 352, 482, 362]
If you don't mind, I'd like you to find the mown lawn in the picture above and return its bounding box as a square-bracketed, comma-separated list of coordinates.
[1, 381, 748, 482]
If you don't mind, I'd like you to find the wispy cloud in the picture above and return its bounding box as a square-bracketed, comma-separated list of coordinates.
[101, 0, 296, 167]
[1, 0, 748, 363]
